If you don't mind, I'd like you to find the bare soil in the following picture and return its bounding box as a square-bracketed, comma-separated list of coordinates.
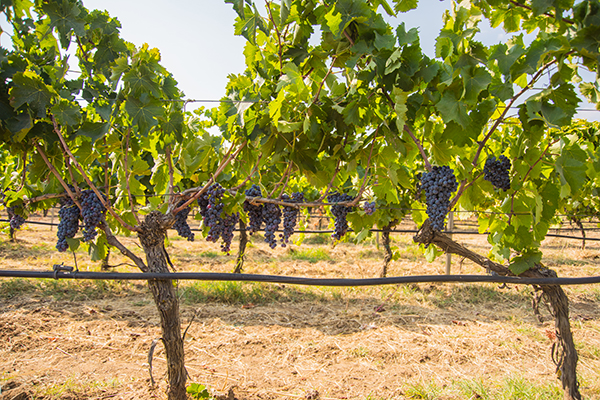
[1, 216, 599, 399]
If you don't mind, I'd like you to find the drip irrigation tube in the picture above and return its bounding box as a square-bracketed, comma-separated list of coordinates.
[0, 269, 599, 286]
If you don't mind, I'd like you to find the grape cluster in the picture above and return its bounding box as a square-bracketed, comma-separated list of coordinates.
[484, 155, 511, 191]
[205, 183, 226, 243]
[262, 203, 282, 249]
[327, 192, 354, 241]
[173, 200, 194, 241]
[363, 201, 376, 216]
[420, 166, 458, 231]
[7, 206, 26, 230]
[243, 184, 263, 234]
[56, 197, 80, 252]
[280, 192, 304, 247]
[80, 190, 107, 242]
[220, 212, 239, 254]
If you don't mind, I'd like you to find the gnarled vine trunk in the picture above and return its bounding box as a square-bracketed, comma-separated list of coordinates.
[414, 219, 581, 400]
[138, 211, 187, 400]
[380, 220, 397, 278]
[234, 219, 248, 274]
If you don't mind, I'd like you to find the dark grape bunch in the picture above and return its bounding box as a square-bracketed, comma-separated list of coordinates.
[7, 206, 26, 230]
[262, 203, 282, 249]
[280, 192, 304, 247]
[56, 196, 80, 252]
[363, 201, 376, 216]
[484, 155, 511, 191]
[420, 165, 458, 231]
[205, 183, 226, 243]
[173, 200, 194, 241]
[243, 184, 263, 234]
[220, 212, 239, 254]
[327, 192, 354, 241]
[80, 190, 107, 242]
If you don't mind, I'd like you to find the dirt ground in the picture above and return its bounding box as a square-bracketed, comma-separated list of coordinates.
[1, 215, 599, 399]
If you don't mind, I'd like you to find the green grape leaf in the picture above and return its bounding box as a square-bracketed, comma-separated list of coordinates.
[9, 71, 57, 118]
[51, 100, 81, 127]
[76, 122, 109, 143]
[125, 96, 164, 136]
[509, 251, 542, 275]
[394, 0, 418, 13]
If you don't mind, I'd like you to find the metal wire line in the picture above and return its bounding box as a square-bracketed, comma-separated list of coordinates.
[2, 219, 600, 241]
[1, 269, 599, 286]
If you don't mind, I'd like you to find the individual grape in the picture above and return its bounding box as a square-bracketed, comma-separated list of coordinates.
[420, 165, 458, 231]
[220, 212, 239, 254]
[484, 155, 511, 191]
[80, 189, 107, 242]
[327, 192, 354, 241]
[173, 200, 194, 241]
[363, 201, 376, 216]
[243, 184, 263, 234]
[56, 196, 80, 252]
[280, 192, 304, 247]
[204, 183, 226, 242]
[7, 206, 26, 230]
[262, 203, 282, 249]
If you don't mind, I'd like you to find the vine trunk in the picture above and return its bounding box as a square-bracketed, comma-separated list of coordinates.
[138, 212, 187, 400]
[413, 219, 581, 400]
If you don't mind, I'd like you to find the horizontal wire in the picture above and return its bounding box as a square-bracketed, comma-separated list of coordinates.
[1, 269, 598, 286]
[3, 219, 599, 242]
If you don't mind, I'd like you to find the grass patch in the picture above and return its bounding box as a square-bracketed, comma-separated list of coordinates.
[286, 248, 332, 263]
[0, 278, 145, 301]
[302, 234, 330, 245]
[180, 281, 324, 305]
[403, 376, 562, 400]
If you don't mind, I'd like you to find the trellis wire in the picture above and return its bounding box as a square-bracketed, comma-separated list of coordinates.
[1, 269, 599, 286]
[2, 219, 600, 242]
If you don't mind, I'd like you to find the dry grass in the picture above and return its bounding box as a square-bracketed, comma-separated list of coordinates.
[0, 215, 599, 399]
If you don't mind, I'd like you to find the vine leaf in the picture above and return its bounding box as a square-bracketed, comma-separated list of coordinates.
[42, 0, 86, 49]
[76, 122, 110, 143]
[51, 100, 82, 127]
[437, 90, 470, 128]
[9, 71, 57, 118]
[125, 96, 164, 136]
[509, 252, 542, 275]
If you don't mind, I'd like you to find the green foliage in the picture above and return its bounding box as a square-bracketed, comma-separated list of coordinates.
[0, 0, 599, 275]
[186, 383, 213, 400]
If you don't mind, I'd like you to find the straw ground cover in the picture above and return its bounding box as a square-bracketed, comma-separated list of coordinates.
[0, 215, 599, 399]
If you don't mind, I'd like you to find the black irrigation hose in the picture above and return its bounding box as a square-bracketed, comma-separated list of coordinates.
[1, 269, 599, 286]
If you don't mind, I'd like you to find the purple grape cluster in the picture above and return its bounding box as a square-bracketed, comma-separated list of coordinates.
[363, 201, 376, 216]
[204, 183, 226, 243]
[7, 206, 26, 230]
[173, 200, 194, 241]
[56, 196, 80, 252]
[243, 184, 263, 234]
[484, 155, 511, 191]
[327, 192, 354, 241]
[421, 165, 458, 231]
[220, 212, 239, 254]
[80, 190, 107, 242]
[262, 203, 282, 249]
[280, 192, 304, 247]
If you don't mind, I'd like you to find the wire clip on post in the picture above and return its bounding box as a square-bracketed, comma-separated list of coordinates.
[52, 263, 74, 279]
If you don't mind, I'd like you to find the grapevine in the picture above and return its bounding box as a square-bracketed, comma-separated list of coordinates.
[280, 192, 304, 246]
[363, 201, 376, 216]
[327, 192, 354, 241]
[420, 166, 458, 231]
[220, 212, 239, 254]
[243, 184, 263, 234]
[173, 200, 194, 241]
[7, 206, 26, 230]
[80, 189, 107, 242]
[56, 196, 80, 252]
[204, 183, 226, 243]
[484, 155, 511, 191]
[262, 202, 282, 249]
